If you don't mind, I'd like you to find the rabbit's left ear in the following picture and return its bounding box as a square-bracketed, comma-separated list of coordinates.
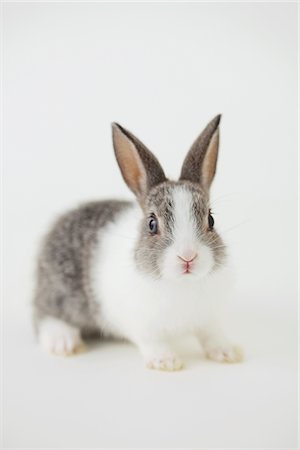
[180, 115, 221, 190]
[112, 123, 166, 200]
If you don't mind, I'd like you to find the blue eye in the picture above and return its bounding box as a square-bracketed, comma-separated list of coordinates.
[148, 216, 158, 234]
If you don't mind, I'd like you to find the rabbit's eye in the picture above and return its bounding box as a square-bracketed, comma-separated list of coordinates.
[208, 211, 214, 230]
[148, 216, 158, 235]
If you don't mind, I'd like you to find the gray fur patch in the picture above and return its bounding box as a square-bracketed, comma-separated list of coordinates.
[33, 200, 132, 336]
[134, 182, 175, 276]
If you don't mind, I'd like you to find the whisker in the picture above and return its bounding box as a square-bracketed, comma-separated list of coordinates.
[210, 192, 242, 207]
[219, 219, 250, 235]
[100, 230, 136, 241]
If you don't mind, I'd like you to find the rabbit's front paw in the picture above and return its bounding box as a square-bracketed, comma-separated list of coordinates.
[145, 354, 183, 371]
[39, 317, 84, 356]
[206, 344, 244, 363]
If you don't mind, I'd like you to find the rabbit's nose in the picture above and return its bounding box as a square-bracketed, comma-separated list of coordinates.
[177, 254, 198, 264]
[177, 254, 198, 274]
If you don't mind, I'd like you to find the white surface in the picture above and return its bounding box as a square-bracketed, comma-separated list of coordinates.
[2, 2, 298, 449]
[4, 305, 298, 449]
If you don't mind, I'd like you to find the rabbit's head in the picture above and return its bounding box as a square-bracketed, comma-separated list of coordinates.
[112, 116, 226, 281]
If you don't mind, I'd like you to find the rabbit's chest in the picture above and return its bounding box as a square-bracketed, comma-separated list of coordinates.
[98, 272, 219, 339]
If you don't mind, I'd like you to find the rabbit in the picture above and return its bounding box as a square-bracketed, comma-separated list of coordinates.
[33, 115, 243, 371]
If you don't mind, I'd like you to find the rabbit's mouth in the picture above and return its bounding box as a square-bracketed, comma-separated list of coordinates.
[160, 244, 215, 281]
[178, 254, 198, 275]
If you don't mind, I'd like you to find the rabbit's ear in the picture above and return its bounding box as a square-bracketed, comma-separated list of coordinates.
[112, 123, 167, 199]
[180, 115, 221, 190]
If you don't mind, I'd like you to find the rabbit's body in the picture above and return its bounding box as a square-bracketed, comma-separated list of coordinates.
[33, 200, 132, 336]
[34, 116, 243, 370]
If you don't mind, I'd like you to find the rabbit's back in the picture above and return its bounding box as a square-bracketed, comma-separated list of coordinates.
[33, 200, 132, 335]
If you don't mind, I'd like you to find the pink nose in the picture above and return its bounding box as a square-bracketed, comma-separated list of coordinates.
[177, 254, 198, 274]
[177, 254, 198, 264]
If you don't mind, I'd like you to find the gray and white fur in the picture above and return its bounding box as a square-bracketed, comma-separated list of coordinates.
[33, 115, 243, 371]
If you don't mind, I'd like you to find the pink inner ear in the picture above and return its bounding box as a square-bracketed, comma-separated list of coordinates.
[114, 129, 147, 196]
[121, 153, 143, 192]
[202, 130, 219, 189]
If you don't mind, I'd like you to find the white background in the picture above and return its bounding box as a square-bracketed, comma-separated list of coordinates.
[2, 2, 298, 449]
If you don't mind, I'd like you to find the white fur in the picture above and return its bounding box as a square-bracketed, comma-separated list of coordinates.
[161, 186, 214, 280]
[39, 317, 83, 356]
[91, 194, 238, 370]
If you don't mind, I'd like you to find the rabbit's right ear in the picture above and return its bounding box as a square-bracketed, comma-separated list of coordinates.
[112, 123, 166, 200]
[180, 115, 221, 190]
